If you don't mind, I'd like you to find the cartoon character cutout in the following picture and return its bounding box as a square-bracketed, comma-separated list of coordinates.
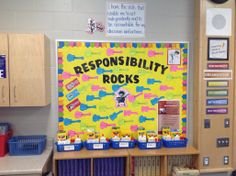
[168, 49, 181, 65]
[115, 88, 129, 107]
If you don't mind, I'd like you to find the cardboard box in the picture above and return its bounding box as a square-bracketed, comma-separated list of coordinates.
[172, 166, 199, 176]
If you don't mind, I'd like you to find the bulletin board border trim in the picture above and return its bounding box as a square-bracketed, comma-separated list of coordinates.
[55, 39, 190, 135]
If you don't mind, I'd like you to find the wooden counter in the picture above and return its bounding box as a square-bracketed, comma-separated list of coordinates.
[0, 146, 52, 176]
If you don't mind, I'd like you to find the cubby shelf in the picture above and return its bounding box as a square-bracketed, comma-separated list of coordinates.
[53, 146, 199, 176]
[53, 148, 130, 176]
[128, 146, 199, 176]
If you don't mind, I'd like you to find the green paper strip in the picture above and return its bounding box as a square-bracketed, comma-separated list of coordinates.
[58, 65, 63, 69]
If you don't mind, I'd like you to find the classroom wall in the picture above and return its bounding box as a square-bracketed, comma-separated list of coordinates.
[0, 0, 228, 175]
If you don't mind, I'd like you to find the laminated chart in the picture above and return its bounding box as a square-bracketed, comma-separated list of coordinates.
[57, 41, 188, 138]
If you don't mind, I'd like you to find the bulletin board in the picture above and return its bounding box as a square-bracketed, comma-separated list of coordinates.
[57, 41, 188, 138]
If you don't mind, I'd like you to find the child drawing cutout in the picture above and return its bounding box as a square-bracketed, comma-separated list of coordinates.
[115, 88, 129, 107]
[87, 18, 96, 34]
[86, 18, 105, 34]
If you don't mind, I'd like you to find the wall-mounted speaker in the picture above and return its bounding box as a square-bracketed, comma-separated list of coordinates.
[210, 0, 229, 4]
[206, 8, 232, 36]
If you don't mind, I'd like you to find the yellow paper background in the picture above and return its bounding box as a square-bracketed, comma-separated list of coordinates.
[57, 41, 188, 139]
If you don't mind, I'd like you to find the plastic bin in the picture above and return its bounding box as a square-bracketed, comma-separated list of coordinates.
[138, 141, 162, 149]
[111, 140, 136, 149]
[172, 166, 200, 176]
[56, 142, 82, 152]
[8, 135, 46, 156]
[0, 130, 12, 157]
[162, 138, 188, 148]
[84, 142, 110, 150]
[0, 123, 10, 135]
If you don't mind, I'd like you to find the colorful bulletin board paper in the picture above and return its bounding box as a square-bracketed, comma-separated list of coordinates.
[57, 41, 188, 138]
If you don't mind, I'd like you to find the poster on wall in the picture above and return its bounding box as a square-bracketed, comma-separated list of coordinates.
[106, 2, 145, 37]
[57, 41, 188, 138]
[158, 100, 180, 131]
[208, 38, 229, 60]
[0, 55, 6, 79]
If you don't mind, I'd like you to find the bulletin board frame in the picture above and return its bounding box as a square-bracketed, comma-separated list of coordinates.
[56, 39, 190, 139]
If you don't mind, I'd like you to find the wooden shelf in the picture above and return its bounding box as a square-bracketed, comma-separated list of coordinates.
[128, 146, 199, 157]
[53, 148, 130, 176]
[53, 146, 199, 176]
[54, 148, 129, 160]
[54, 146, 198, 160]
[127, 146, 199, 176]
[200, 167, 233, 173]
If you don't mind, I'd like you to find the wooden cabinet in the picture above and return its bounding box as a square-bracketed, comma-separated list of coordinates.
[0, 33, 50, 107]
[0, 33, 9, 106]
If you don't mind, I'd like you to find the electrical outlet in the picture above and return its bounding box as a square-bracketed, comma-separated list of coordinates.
[203, 157, 209, 166]
[224, 156, 229, 165]
[204, 119, 211, 128]
[225, 138, 229, 146]
[217, 139, 221, 147]
[224, 118, 230, 128]
[216, 138, 229, 147]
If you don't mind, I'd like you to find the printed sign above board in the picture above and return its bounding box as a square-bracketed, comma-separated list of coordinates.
[106, 2, 145, 37]
[57, 41, 188, 138]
